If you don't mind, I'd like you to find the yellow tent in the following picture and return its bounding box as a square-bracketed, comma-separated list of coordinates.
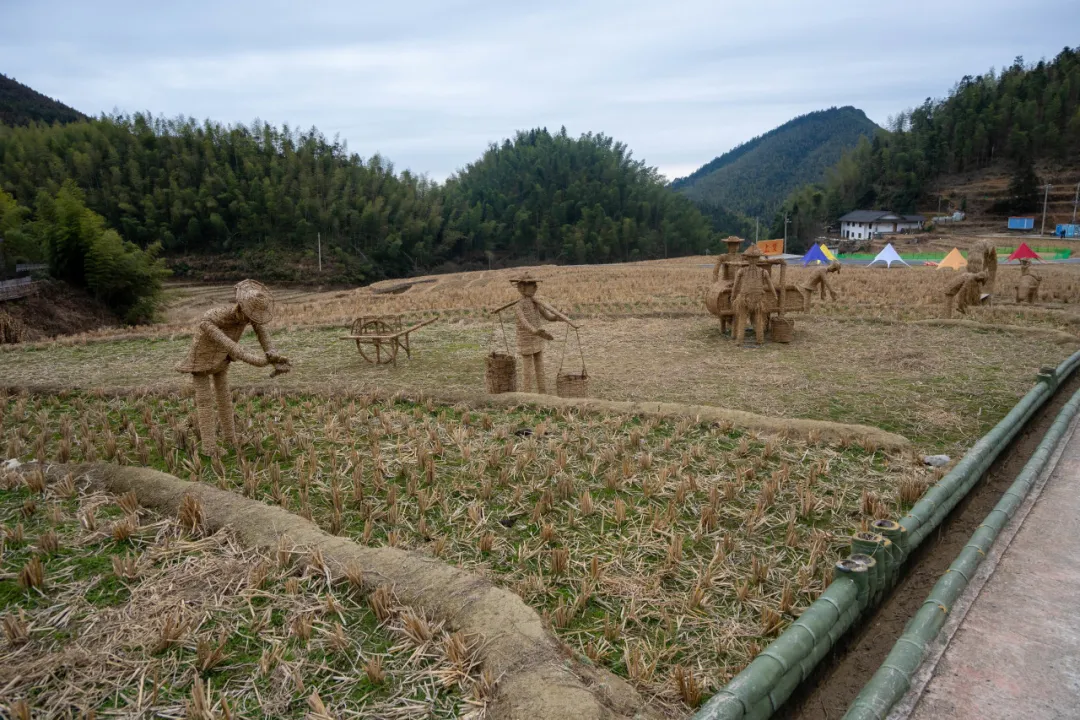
[820, 244, 838, 262]
[938, 247, 967, 271]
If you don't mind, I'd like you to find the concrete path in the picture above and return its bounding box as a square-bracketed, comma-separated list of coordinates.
[902, 417, 1080, 719]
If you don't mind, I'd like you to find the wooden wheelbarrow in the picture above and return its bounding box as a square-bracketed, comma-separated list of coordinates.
[339, 315, 439, 366]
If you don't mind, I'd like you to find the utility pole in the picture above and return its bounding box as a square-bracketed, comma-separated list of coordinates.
[783, 215, 790, 253]
[1041, 184, 1052, 235]
[0, 236, 6, 281]
[1072, 181, 1079, 227]
[755, 218, 759, 244]
[317, 232, 322, 273]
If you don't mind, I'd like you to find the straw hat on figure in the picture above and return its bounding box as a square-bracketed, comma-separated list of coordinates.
[175, 279, 290, 452]
[800, 261, 840, 311]
[511, 273, 579, 393]
[731, 245, 779, 346]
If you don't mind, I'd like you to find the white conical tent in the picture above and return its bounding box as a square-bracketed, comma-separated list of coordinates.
[867, 243, 910, 268]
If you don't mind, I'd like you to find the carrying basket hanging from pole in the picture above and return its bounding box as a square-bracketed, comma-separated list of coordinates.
[555, 326, 589, 398]
[485, 310, 517, 394]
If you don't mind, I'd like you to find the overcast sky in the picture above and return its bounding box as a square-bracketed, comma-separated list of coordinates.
[2, 0, 1077, 182]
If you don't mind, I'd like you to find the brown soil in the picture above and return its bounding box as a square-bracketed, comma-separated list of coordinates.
[0, 280, 117, 341]
[778, 366, 1080, 720]
[28, 462, 664, 720]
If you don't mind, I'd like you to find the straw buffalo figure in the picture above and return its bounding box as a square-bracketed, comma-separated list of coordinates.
[799, 261, 840, 311]
[1016, 258, 1042, 303]
[943, 270, 988, 318]
[731, 245, 778, 346]
[511, 272, 579, 394]
[175, 280, 289, 452]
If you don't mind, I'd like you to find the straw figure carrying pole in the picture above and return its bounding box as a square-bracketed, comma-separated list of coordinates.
[943, 270, 988, 318]
[799, 261, 840, 311]
[510, 272, 580, 394]
[1016, 258, 1042, 303]
[731, 245, 778, 346]
[175, 279, 290, 452]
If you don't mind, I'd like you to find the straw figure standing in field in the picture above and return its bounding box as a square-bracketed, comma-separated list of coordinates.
[1016, 258, 1042, 303]
[511, 272, 580, 394]
[965, 240, 997, 303]
[731, 245, 779, 346]
[175, 279, 289, 452]
[710, 236, 745, 334]
[943, 270, 988, 318]
[799, 261, 840, 311]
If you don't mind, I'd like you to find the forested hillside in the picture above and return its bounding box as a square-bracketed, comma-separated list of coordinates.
[775, 47, 1080, 246]
[442, 128, 713, 264]
[0, 114, 717, 303]
[0, 74, 86, 127]
[671, 107, 879, 220]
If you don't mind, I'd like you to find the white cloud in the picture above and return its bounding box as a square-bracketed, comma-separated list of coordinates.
[2, 0, 1077, 180]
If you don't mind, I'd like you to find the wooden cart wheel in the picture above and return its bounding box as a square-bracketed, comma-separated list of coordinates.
[354, 319, 398, 365]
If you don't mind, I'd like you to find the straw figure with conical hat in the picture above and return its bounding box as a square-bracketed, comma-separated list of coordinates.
[964, 239, 997, 303]
[175, 279, 290, 452]
[709, 236, 745, 334]
[799, 261, 840, 311]
[731, 245, 779, 346]
[943, 270, 988, 318]
[510, 272, 580, 394]
[1016, 258, 1042, 304]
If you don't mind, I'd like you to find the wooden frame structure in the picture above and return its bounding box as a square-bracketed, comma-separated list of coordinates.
[340, 315, 439, 365]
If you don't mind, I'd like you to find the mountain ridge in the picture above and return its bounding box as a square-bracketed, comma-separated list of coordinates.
[672, 106, 880, 220]
[0, 73, 87, 127]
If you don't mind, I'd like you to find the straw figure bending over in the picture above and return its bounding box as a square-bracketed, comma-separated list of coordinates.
[1016, 258, 1042, 303]
[175, 279, 290, 452]
[731, 245, 778, 346]
[799, 261, 840, 311]
[943, 270, 988, 318]
[511, 272, 579, 394]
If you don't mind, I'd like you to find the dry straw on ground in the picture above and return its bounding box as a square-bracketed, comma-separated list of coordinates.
[0, 467, 485, 719]
[1, 390, 934, 714]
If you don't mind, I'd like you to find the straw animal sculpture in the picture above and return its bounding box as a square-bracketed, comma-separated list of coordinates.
[175, 279, 290, 451]
[943, 270, 988, 318]
[731, 245, 778, 346]
[799, 262, 840, 311]
[509, 272, 580, 394]
[965, 239, 997, 302]
[1016, 258, 1042, 303]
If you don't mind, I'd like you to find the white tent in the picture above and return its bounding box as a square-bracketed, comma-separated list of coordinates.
[867, 243, 910, 268]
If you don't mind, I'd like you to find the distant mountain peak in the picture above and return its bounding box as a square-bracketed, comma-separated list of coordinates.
[672, 106, 879, 219]
[1, 74, 86, 127]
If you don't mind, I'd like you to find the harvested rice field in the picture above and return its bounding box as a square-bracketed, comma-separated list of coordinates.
[1, 313, 1074, 450]
[0, 463, 488, 719]
[0, 390, 934, 714]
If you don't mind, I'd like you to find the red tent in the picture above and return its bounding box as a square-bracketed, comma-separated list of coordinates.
[1007, 242, 1042, 262]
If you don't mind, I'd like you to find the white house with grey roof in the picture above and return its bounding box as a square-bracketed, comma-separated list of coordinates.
[839, 211, 925, 240]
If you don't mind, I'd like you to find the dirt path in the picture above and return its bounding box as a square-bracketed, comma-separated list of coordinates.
[777, 368, 1080, 720]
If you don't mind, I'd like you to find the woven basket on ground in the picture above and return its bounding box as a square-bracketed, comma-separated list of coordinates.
[771, 316, 794, 343]
[555, 325, 589, 398]
[485, 352, 517, 394]
[556, 371, 589, 398]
